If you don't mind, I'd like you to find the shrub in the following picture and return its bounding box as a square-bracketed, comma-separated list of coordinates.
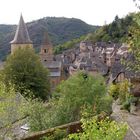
[43, 129, 67, 140]
[68, 116, 128, 140]
[108, 80, 137, 112]
[108, 84, 119, 100]
[118, 80, 130, 103]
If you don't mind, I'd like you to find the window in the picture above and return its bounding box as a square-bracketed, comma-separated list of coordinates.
[44, 49, 47, 53]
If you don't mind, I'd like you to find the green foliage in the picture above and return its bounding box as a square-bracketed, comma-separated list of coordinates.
[68, 116, 128, 140]
[25, 99, 50, 132]
[54, 36, 85, 54]
[125, 13, 140, 72]
[108, 80, 131, 103]
[2, 47, 50, 100]
[50, 72, 112, 127]
[0, 81, 26, 138]
[26, 72, 112, 132]
[86, 14, 134, 43]
[118, 80, 130, 103]
[43, 129, 67, 140]
[108, 80, 136, 111]
[108, 84, 119, 100]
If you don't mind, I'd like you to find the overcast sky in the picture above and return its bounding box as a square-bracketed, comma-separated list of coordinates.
[0, 0, 138, 25]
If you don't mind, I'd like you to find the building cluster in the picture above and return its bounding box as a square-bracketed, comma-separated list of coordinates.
[60, 41, 140, 96]
[60, 41, 128, 78]
[8, 15, 140, 96]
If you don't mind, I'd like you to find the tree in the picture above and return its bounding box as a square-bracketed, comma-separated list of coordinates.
[26, 72, 112, 132]
[50, 72, 112, 126]
[126, 13, 140, 72]
[2, 47, 50, 100]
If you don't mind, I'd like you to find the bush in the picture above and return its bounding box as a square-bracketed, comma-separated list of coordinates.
[68, 116, 128, 140]
[118, 80, 130, 103]
[43, 129, 67, 140]
[108, 80, 137, 112]
[108, 84, 119, 100]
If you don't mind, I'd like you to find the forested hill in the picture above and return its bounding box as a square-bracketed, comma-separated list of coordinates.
[54, 13, 138, 54]
[0, 17, 98, 60]
[86, 13, 136, 43]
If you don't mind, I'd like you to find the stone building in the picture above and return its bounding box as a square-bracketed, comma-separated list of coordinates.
[40, 32, 54, 62]
[10, 15, 62, 90]
[40, 32, 61, 90]
[67, 41, 109, 77]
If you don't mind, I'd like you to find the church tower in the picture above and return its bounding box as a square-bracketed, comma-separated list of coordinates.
[40, 31, 54, 62]
[10, 15, 33, 54]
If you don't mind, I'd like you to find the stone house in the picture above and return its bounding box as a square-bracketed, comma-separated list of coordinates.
[110, 59, 140, 97]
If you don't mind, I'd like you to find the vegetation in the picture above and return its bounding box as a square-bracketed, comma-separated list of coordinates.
[0, 17, 98, 60]
[86, 14, 134, 43]
[0, 81, 26, 139]
[68, 116, 128, 140]
[125, 13, 140, 72]
[27, 72, 112, 132]
[50, 72, 112, 126]
[43, 129, 67, 140]
[54, 35, 85, 54]
[2, 47, 50, 100]
[25, 99, 50, 132]
[108, 80, 137, 111]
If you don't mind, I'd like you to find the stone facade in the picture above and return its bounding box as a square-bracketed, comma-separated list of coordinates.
[40, 32, 62, 90]
[10, 15, 62, 90]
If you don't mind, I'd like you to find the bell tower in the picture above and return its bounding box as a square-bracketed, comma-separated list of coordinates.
[10, 14, 33, 54]
[40, 31, 54, 62]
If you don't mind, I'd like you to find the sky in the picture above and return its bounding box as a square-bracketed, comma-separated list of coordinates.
[0, 0, 138, 25]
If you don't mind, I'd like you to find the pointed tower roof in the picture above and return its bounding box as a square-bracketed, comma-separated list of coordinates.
[11, 15, 32, 44]
[42, 31, 52, 46]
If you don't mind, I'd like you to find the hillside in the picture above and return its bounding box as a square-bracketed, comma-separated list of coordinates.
[85, 13, 135, 43]
[0, 17, 98, 60]
[53, 13, 138, 55]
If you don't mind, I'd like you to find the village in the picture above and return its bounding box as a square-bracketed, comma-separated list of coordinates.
[8, 14, 140, 96]
[0, 14, 139, 140]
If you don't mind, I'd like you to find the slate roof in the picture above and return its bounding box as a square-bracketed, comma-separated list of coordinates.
[49, 71, 61, 77]
[111, 61, 125, 80]
[42, 31, 52, 46]
[43, 61, 61, 68]
[11, 15, 32, 44]
[111, 55, 140, 82]
[75, 54, 108, 75]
